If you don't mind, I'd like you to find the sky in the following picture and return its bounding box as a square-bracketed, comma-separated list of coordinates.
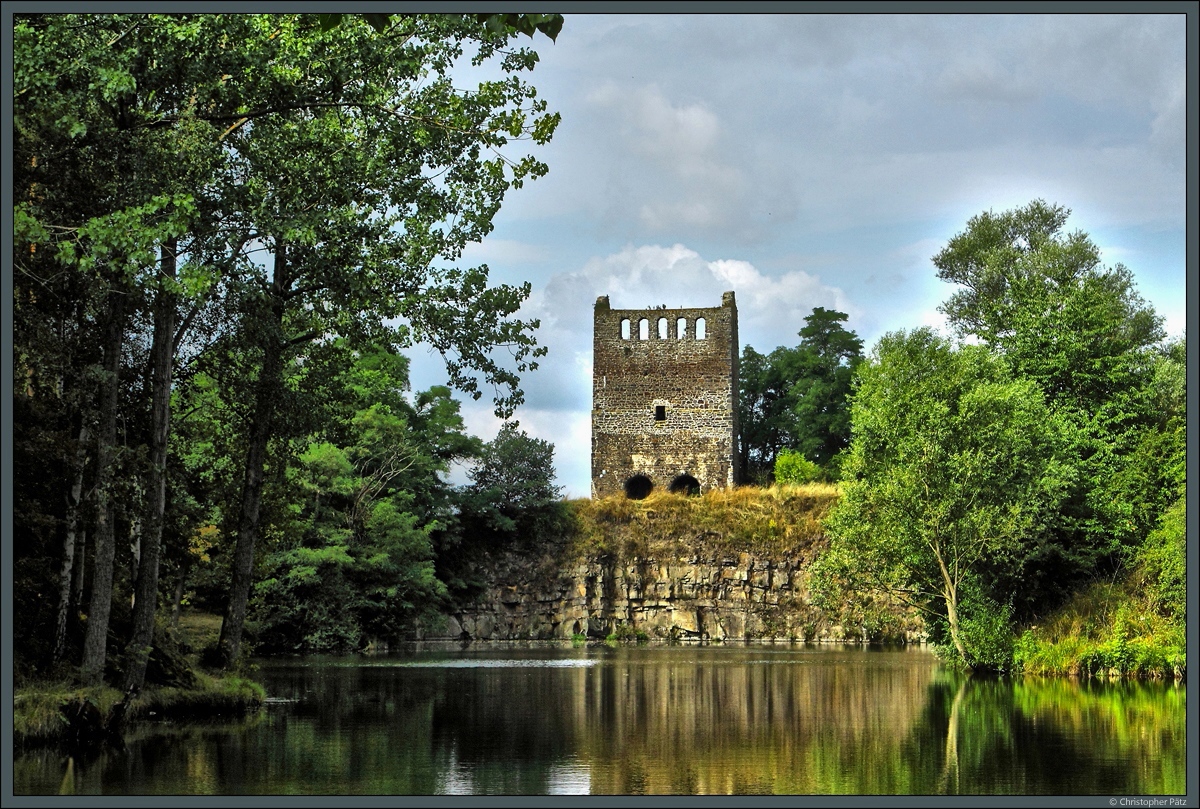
[404, 13, 1189, 499]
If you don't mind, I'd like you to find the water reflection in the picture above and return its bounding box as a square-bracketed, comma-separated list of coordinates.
[924, 673, 1186, 796]
[14, 645, 1185, 795]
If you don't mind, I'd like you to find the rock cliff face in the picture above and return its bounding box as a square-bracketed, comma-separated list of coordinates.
[432, 548, 840, 642]
[419, 488, 921, 643]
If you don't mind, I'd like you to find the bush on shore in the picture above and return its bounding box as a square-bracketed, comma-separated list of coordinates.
[14, 674, 266, 751]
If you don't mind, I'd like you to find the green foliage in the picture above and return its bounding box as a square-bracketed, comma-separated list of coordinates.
[935, 200, 1164, 405]
[316, 12, 564, 42]
[249, 345, 461, 654]
[606, 623, 649, 644]
[1134, 497, 1186, 622]
[14, 11, 563, 675]
[464, 423, 564, 539]
[1101, 340, 1186, 553]
[943, 585, 1015, 672]
[773, 449, 820, 485]
[823, 329, 1072, 668]
[1007, 519, 1186, 678]
[1013, 591, 1185, 679]
[791, 308, 864, 468]
[934, 200, 1170, 568]
[738, 345, 803, 482]
[739, 308, 863, 482]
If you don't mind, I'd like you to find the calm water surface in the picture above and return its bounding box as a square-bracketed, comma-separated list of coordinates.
[16, 644, 1186, 795]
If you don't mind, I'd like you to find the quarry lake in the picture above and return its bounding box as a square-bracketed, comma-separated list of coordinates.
[17, 644, 1185, 796]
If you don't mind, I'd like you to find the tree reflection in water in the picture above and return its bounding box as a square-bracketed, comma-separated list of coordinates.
[15, 647, 1186, 796]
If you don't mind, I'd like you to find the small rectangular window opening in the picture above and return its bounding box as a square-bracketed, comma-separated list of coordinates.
[655, 405, 666, 421]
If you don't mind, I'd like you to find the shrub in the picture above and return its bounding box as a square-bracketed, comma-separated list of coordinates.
[773, 449, 820, 485]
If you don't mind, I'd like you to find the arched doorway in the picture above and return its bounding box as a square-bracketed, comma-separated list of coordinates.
[669, 473, 701, 496]
[624, 474, 653, 499]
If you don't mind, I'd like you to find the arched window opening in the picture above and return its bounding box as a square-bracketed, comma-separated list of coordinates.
[639, 318, 650, 340]
[624, 474, 653, 500]
[620, 319, 631, 339]
[695, 317, 707, 339]
[669, 474, 701, 496]
[658, 317, 668, 339]
[677, 318, 687, 339]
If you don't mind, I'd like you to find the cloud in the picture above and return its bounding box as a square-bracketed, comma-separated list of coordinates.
[542, 243, 857, 349]
[1148, 75, 1185, 168]
[935, 57, 1038, 105]
[584, 83, 750, 234]
[588, 82, 720, 159]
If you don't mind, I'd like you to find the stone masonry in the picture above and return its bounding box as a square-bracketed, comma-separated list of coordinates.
[591, 292, 739, 498]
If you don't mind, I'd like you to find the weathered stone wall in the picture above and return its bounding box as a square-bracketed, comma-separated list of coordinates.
[591, 292, 740, 499]
[419, 540, 917, 644]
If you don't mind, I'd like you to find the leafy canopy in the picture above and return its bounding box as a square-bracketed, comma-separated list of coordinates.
[822, 329, 1073, 669]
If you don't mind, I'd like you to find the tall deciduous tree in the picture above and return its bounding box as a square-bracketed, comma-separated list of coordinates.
[934, 199, 1163, 415]
[821, 329, 1073, 669]
[933, 199, 1168, 570]
[206, 14, 560, 667]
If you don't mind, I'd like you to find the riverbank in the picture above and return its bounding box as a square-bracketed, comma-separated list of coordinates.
[13, 674, 266, 752]
[1013, 582, 1185, 679]
[13, 610, 265, 752]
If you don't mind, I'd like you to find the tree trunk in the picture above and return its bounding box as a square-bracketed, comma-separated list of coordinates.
[170, 575, 185, 628]
[127, 476, 144, 601]
[936, 548, 969, 663]
[72, 528, 87, 614]
[53, 423, 90, 666]
[125, 239, 178, 691]
[81, 286, 126, 686]
[218, 240, 287, 668]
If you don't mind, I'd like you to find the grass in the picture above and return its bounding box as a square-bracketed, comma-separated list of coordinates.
[14, 610, 267, 752]
[1013, 580, 1185, 679]
[14, 684, 125, 750]
[14, 675, 267, 751]
[132, 672, 266, 720]
[569, 483, 840, 561]
[176, 609, 223, 655]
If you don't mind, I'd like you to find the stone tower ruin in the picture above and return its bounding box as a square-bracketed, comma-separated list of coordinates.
[591, 292, 740, 499]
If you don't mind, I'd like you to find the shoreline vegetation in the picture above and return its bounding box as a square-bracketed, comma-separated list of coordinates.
[16, 482, 1183, 754]
[13, 676, 266, 753]
[14, 610, 265, 753]
[569, 486, 1186, 681]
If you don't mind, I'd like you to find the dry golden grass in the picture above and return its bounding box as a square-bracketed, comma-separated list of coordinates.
[568, 483, 840, 561]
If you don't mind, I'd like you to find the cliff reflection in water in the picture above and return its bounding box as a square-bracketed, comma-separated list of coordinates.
[18, 646, 1186, 796]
